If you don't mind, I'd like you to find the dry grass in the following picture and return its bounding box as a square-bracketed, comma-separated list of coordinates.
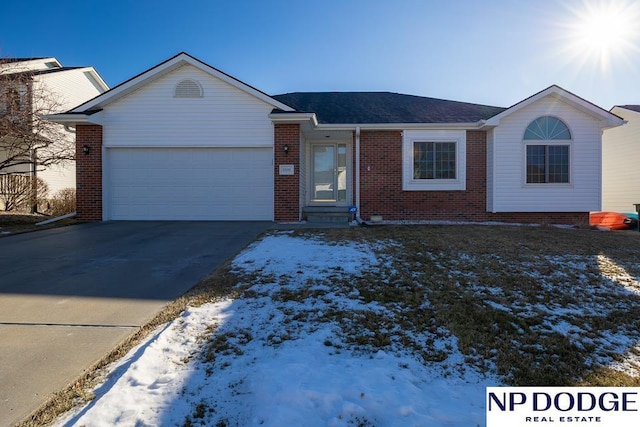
[0, 212, 77, 235]
[234, 225, 640, 387]
[24, 224, 640, 426]
[305, 225, 640, 385]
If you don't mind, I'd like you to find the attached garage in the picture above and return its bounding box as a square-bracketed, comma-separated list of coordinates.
[105, 147, 274, 220]
[46, 53, 296, 221]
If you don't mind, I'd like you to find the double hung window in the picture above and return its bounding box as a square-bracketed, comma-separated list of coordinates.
[524, 116, 571, 184]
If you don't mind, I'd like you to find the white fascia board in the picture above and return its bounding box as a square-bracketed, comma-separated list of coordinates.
[268, 117, 481, 131]
[316, 122, 483, 131]
[42, 112, 102, 126]
[269, 112, 318, 126]
[78, 67, 110, 92]
[72, 52, 293, 113]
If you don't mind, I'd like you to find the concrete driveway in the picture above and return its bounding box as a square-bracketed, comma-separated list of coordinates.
[0, 221, 271, 426]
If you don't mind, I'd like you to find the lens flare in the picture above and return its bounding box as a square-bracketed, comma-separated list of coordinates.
[562, 0, 640, 73]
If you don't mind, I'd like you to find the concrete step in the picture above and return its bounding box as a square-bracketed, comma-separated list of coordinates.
[303, 207, 351, 224]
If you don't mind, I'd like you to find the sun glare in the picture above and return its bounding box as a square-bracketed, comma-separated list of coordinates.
[564, 0, 640, 72]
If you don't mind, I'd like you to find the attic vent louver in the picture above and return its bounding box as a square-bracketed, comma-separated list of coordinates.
[174, 79, 203, 98]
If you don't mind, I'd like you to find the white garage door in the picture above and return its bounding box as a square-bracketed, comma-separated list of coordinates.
[106, 147, 273, 220]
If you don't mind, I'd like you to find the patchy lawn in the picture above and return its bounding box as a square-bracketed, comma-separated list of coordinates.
[50, 225, 640, 427]
[0, 212, 77, 236]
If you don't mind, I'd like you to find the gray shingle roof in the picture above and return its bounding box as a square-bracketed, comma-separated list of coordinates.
[272, 92, 506, 124]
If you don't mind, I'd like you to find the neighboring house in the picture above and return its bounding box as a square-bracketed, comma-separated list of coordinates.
[0, 57, 108, 209]
[49, 52, 624, 224]
[602, 105, 640, 213]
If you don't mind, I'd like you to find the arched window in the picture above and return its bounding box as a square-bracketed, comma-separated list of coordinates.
[524, 116, 571, 140]
[174, 79, 203, 98]
[524, 116, 571, 184]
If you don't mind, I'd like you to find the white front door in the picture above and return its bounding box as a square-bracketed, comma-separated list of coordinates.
[310, 143, 348, 204]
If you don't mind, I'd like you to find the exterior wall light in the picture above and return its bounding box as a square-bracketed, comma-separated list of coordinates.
[83, 145, 90, 154]
[283, 144, 289, 155]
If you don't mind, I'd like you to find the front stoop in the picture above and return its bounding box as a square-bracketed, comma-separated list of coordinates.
[303, 206, 351, 224]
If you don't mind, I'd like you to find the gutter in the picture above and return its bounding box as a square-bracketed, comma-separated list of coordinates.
[318, 122, 484, 131]
[268, 112, 318, 127]
[42, 111, 103, 126]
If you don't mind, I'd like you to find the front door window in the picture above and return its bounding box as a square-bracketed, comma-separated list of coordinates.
[311, 143, 347, 203]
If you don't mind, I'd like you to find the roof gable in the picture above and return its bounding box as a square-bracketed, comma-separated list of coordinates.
[0, 57, 61, 73]
[273, 92, 505, 124]
[484, 85, 624, 128]
[71, 52, 293, 113]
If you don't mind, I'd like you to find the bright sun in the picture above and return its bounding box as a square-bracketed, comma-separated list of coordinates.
[565, 0, 640, 72]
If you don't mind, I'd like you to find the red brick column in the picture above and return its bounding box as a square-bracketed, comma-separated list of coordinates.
[274, 123, 300, 222]
[75, 125, 103, 221]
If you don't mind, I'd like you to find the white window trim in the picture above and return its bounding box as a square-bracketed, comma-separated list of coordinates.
[522, 140, 573, 187]
[402, 129, 466, 191]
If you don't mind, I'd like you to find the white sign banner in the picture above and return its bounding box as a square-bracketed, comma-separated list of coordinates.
[487, 387, 640, 426]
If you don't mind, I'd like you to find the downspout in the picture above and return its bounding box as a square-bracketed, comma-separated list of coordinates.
[355, 126, 363, 224]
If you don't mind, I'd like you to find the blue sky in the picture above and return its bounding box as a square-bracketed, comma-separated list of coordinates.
[2, 0, 639, 109]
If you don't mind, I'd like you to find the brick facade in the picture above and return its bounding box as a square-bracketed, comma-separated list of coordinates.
[75, 123, 588, 226]
[358, 130, 588, 225]
[274, 123, 300, 222]
[75, 124, 103, 221]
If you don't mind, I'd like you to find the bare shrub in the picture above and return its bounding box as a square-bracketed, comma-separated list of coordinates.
[45, 187, 76, 217]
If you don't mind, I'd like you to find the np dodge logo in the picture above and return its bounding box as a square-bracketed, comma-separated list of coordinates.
[486, 387, 640, 426]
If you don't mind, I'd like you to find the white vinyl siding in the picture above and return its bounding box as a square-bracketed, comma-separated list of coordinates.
[299, 134, 307, 212]
[105, 147, 273, 220]
[489, 97, 602, 212]
[37, 161, 76, 196]
[486, 129, 495, 212]
[101, 65, 274, 148]
[33, 68, 106, 194]
[602, 107, 640, 212]
[34, 68, 105, 112]
[97, 63, 280, 221]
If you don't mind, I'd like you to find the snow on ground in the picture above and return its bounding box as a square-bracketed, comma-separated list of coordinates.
[55, 233, 498, 427]
[54, 231, 640, 427]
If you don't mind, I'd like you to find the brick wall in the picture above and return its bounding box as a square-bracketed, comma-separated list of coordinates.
[75, 125, 103, 221]
[274, 123, 300, 222]
[359, 130, 589, 225]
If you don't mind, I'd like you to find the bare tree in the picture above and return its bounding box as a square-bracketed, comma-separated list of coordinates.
[0, 174, 48, 211]
[0, 58, 74, 212]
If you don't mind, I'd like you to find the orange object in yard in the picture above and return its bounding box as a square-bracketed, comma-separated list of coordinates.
[589, 212, 635, 230]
